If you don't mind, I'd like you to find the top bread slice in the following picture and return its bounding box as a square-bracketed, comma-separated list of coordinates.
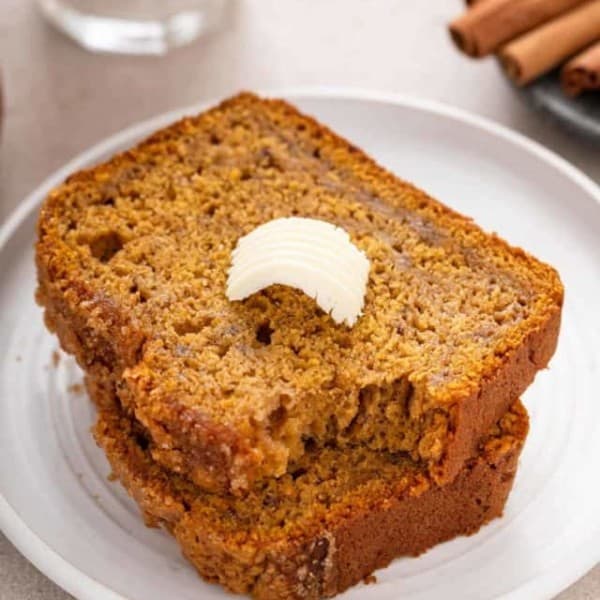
[36, 92, 562, 493]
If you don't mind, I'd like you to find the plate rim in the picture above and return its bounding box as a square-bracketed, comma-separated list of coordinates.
[1, 86, 599, 600]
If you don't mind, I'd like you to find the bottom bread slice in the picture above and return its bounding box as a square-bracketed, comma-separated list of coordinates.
[93, 395, 528, 600]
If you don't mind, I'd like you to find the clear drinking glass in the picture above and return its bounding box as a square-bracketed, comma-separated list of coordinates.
[37, 0, 229, 55]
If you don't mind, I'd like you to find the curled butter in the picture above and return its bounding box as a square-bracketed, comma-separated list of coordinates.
[226, 217, 370, 326]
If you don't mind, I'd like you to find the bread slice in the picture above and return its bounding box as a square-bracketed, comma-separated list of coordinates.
[94, 387, 528, 600]
[36, 92, 562, 492]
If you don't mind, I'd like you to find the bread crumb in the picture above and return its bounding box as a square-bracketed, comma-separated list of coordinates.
[51, 350, 60, 367]
[363, 574, 377, 585]
[68, 382, 85, 395]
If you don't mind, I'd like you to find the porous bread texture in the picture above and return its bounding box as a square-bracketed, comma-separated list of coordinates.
[36, 92, 562, 492]
[94, 387, 528, 600]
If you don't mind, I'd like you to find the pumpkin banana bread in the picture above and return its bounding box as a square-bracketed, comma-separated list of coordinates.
[36, 92, 562, 493]
[93, 386, 528, 600]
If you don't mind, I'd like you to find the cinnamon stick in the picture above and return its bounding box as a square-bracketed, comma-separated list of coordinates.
[450, 0, 589, 58]
[500, 0, 600, 86]
[561, 41, 600, 95]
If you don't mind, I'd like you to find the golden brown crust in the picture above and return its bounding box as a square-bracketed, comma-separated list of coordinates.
[94, 391, 528, 600]
[37, 92, 561, 493]
[436, 301, 559, 482]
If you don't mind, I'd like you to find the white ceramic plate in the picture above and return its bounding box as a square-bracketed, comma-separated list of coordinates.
[1, 89, 599, 600]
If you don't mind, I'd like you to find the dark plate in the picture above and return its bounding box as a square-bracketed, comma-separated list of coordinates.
[511, 69, 600, 143]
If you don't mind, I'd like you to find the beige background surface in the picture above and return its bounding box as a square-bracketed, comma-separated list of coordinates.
[1, 1, 599, 598]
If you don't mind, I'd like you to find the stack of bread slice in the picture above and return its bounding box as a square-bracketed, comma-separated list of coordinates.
[36, 93, 563, 599]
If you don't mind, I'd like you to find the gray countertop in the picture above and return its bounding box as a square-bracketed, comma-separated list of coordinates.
[1, 1, 598, 598]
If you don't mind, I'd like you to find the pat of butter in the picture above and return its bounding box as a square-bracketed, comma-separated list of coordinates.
[226, 217, 370, 326]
